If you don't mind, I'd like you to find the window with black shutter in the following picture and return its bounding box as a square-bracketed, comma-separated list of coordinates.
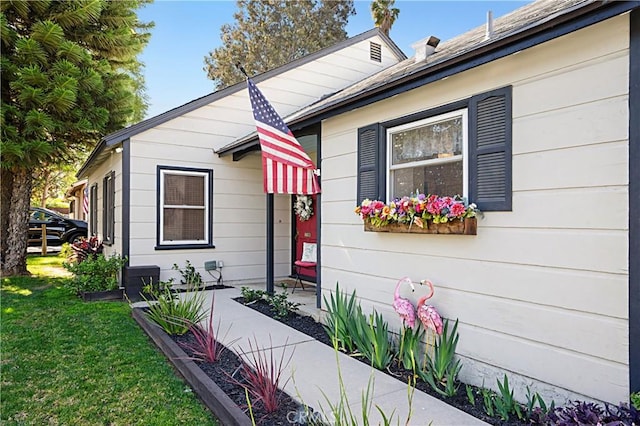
[356, 85, 512, 212]
[103, 171, 115, 245]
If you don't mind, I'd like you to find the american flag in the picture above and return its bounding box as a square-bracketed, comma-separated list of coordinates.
[83, 186, 89, 216]
[247, 79, 320, 194]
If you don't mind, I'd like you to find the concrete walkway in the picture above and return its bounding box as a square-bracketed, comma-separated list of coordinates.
[181, 286, 487, 426]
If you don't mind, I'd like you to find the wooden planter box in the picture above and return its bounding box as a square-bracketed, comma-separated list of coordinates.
[364, 217, 477, 235]
[80, 289, 124, 302]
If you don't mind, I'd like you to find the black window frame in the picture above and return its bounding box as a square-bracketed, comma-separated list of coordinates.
[155, 165, 215, 250]
[103, 171, 115, 245]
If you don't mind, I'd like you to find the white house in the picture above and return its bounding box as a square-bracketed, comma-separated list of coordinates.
[79, 0, 638, 408]
[77, 29, 405, 289]
[219, 0, 639, 406]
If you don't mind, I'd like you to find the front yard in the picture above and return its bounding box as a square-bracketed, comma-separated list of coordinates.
[0, 255, 218, 425]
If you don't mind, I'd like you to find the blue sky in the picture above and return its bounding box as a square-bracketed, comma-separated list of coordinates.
[137, 1, 529, 119]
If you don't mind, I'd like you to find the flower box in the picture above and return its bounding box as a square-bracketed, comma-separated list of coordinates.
[356, 193, 479, 236]
[364, 217, 477, 235]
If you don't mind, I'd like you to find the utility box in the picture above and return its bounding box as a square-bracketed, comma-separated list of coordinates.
[124, 265, 160, 302]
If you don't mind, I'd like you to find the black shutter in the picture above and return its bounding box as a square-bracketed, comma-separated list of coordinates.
[469, 86, 512, 211]
[357, 123, 385, 203]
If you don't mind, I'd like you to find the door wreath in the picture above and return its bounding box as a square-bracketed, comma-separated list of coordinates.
[294, 195, 313, 221]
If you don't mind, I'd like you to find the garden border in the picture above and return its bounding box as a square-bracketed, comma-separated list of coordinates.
[131, 308, 252, 426]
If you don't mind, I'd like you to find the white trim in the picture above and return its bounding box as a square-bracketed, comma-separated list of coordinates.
[159, 168, 210, 245]
[386, 109, 468, 199]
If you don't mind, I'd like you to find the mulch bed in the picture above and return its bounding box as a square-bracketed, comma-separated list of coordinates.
[234, 297, 530, 426]
[172, 332, 311, 426]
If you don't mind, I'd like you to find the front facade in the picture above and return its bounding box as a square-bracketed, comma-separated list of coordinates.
[79, 0, 638, 407]
[77, 29, 404, 285]
[312, 5, 637, 405]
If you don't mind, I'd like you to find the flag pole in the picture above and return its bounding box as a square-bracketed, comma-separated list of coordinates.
[239, 63, 275, 295]
[265, 193, 274, 296]
[235, 63, 249, 78]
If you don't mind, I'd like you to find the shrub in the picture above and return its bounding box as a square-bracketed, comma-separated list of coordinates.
[240, 286, 266, 304]
[266, 291, 301, 319]
[179, 294, 238, 363]
[228, 336, 294, 414]
[142, 284, 207, 335]
[548, 400, 640, 425]
[352, 308, 394, 371]
[524, 386, 554, 424]
[63, 253, 126, 292]
[312, 331, 414, 426]
[172, 260, 203, 289]
[417, 318, 462, 397]
[492, 375, 524, 421]
[632, 392, 640, 410]
[66, 236, 104, 263]
[396, 325, 425, 371]
[323, 283, 359, 353]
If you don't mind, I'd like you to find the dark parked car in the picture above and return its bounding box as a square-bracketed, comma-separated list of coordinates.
[28, 207, 88, 246]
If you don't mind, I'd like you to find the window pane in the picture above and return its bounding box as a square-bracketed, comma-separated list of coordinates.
[391, 160, 463, 199]
[391, 116, 462, 165]
[164, 174, 205, 206]
[163, 209, 205, 241]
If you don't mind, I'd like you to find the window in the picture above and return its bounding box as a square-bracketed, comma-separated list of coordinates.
[89, 184, 98, 236]
[103, 171, 115, 245]
[157, 166, 213, 248]
[387, 110, 468, 200]
[357, 86, 512, 211]
[30, 209, 55, 222]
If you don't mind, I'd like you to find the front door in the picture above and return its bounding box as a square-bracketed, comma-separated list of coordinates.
[293, 194, 317, 281]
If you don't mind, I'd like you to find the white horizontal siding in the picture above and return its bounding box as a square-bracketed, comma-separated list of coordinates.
[128, 137, 293, 284]
[85, 151, 123, 257]
[319, 14, 630, 404]
[513, 141, 627, 191]
[87, 32, 400, 289]
[144, 34, 401, 152]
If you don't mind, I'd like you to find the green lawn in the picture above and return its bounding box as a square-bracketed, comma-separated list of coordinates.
[1, 255, 218, 425]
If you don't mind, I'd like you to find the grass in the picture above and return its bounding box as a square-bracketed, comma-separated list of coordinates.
[1, 254, 218, 425]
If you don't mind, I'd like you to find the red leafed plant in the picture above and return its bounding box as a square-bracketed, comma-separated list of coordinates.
[180, 294, 237, 363]
[68, 236, 103, 263]
[228, 336, 295, 414]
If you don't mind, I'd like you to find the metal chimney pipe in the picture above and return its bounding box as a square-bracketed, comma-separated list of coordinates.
[485, 10, 494, 40]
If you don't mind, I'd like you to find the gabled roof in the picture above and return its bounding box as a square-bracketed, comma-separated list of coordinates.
[218, 0, 639, 157]
[77, 28, 406, 177]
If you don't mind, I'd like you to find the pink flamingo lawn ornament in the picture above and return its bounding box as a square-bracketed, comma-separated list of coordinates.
[417, 279, 444, 356]
[392, 277, 417, 328]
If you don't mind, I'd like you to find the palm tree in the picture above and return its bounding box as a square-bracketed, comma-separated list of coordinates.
[370, 0, 400, 37]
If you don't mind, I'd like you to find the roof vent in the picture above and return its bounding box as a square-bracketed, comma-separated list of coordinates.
[370, 42, 382, 62]
[485, 11, 494, 40]
[411, 36, 440, 63]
